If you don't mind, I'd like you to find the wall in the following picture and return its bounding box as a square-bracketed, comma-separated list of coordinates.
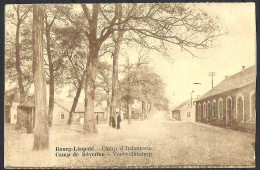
[15, 107, 34, 133]
[172, 110, 181, 120]
[195, 83, 255, 133]
[53, 104, 69, 125]
[180, 103, 196, 122]
[10, 102, 18, 124]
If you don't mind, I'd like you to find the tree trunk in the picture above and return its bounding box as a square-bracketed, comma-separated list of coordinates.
[119, 102, 122, 118]
[142, 101, 144, 119]
[15, 20, 25, 102]
[110, 32, 124, 126]
[67, 68, 88, 125]
[110, 4, 124, 126]
[32, 5, 49, 150]
[145, 101, 148, 119]
[127, 97, 131, 124]
[82, 4, 101, 133]
[148, 103, 152, 117]
[45, 27, 54, 127]
[83, 49, 99, 133]
[107, 98, 111, 126]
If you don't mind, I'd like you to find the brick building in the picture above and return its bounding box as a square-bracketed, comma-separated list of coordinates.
[195, 65, 256, 133]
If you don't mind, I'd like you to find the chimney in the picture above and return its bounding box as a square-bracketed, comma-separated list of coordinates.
[225, 75, 229, 79]
[242, 66, 245, 71]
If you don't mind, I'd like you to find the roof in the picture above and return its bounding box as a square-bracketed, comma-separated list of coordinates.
[54, 100, 105, 113]
[18, 98, 35, 107]
[198, 65, 256, 101]
[173, 100, 191, 111]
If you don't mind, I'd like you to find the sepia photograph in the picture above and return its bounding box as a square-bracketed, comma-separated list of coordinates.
[4, 2, 256, 168]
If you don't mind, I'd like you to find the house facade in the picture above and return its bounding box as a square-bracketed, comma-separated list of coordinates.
[53, 101, 71, 125]
[172, 100, 196, 122]
[5, 101, 18, 124]
[195, 65, 256, 133]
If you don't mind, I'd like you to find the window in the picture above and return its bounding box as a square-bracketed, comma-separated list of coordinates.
[203, 103, 206, 118]
[198, 104, 201, 121]
[61, 113, 65, 120]
[207, 102, 211, 120]
[236, 94, 244, 121]
[250, 91, 255, 121]
[212, 100, 217, 118]
[218, 99, 223, 118]
[14, 115, 17, 119]
[187, 112, 190, 118]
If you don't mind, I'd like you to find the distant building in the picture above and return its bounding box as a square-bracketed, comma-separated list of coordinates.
[5, 101, 18, 124]
[16, 97, 35, 133]
[172, 100, 196, 122]
[195, 65, 256, 133]
[53, 100, 106, 125]
[53, 101, 71, 125]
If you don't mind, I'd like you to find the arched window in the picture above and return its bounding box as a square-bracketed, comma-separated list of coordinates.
[250, 90, 255, 121]
[207, 102, 211, 120]
[218, 98, 223, 118]
[203, 102, 206, 118]
[236, 93, 244, 121]
[212, 100, 217, 118]
[198, 104, 201, 121]
[226, 96, 232, 125]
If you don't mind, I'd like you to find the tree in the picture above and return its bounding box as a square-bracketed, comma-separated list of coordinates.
[57, 3, 223, 132]
[119, 53, 169, 122]
[118, 55, 149, 124]
[32, 5, 49, 150]
[43, 5, 66, 127]
[5, 5, 32, 102]
[81, 4, 118, 133]
[109, 4, 136, 125]
[95, 62, 112, 123]
[109, 3, 223, 124]
[54, 25, 89, 125]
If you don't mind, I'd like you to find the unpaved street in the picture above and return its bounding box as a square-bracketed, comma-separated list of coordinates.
[5, 110, 255, 168]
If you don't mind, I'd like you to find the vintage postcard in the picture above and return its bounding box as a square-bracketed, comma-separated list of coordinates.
[4, 3, 256, 168]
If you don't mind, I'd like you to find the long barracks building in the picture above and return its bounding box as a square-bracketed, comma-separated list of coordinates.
[194, 65, 256, 133]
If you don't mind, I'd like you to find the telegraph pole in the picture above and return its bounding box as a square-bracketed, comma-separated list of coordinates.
[208, 72, 216, 88]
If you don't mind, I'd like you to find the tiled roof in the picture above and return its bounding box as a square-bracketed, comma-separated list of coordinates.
[198, 65, 256, 101]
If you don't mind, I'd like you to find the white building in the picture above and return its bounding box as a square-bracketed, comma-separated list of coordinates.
[171, 100, 196, 122]
[5, 101, 19, 124]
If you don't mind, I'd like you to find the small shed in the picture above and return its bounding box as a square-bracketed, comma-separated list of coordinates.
[16, 98, 35, 133]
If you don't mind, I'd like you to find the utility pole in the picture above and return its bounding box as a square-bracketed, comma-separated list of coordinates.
[208, 72, 216, 88]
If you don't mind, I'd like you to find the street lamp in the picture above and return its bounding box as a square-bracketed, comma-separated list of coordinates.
[191, 90, 194, 108]
[193, 82, 202, 100]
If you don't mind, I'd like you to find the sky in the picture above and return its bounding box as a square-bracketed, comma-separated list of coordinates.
[147, 3, 256, 109]
[5, 3, 256, 109]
